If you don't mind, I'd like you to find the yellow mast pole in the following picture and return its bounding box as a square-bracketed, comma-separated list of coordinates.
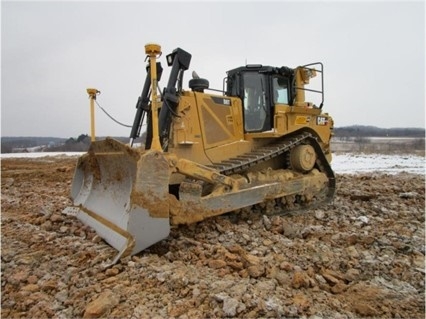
[86, 88, 100, 142]
[145, 43, 162, 151]
[294, 67, 316, 107]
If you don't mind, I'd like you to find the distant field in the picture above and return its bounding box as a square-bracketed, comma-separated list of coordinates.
[332, 136, 425, 155]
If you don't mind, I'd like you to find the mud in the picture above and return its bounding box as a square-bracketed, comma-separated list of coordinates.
[1, 156, 425, 318]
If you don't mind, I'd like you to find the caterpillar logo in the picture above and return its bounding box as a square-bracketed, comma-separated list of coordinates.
[212, 97, 231, 106]
[317, 116, 328, 126]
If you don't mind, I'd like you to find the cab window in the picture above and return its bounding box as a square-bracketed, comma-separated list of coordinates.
[272, 76, 289, 104]
[242, 73, 267, 132]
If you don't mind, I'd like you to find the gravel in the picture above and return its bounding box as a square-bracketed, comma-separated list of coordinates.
[1, 157, 425, 318]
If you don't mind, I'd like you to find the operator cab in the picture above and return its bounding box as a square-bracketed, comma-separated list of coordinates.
[226, 65, 295, 133]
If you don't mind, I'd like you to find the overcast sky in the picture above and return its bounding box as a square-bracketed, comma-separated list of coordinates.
[1, 1, 425, 138]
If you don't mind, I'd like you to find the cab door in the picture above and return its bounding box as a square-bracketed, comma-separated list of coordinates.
[241, 72, 272, 132]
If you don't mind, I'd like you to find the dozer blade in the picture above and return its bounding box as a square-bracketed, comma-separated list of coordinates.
[63, 138, 171, 265]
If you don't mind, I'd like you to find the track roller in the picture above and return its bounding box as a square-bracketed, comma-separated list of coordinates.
[289, 144, 317, 173]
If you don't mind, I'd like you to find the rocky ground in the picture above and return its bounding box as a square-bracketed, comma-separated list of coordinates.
[1, 156, 425, 318]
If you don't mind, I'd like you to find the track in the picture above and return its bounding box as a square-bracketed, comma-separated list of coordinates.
[209, 131, 336, 216]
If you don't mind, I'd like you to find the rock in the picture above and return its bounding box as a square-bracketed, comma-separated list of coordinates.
[371, 276, 417, 294]
[357, 216, 369, 224]
[331, 281, 348, 294]
[346, 245, 360, 258]
[213, 292, 229, 302]
[55, 290, 68, 303]
[292, 271, 310, 289]
[346, 233, 358, 245]
[315, 210, 326, 220]
[248, 265, 265, 278]
[399, 192, 418, 199]
[50, 213, 64, 222]
[223, 297, 239, 317]
[8, 270, 29, 286]
[102, 276, 118, 284]
[344, 268, 360, 282]
[241, 233, 251, 241]
[224, 252, 238, 261]
[360, 235, 375, 246]
[105, 267, 119, 276]
[321, 269, 346, 284]
[92, 235, 102, 243]
[192, 287, 201, 299]
[22, 284, 39, 292]
[156, 271, 169, 282]
[41, 220, 53, 231]
[292, 293, 311, 311]
[83, 289, 119, 318]
[168, 301, 189, 318]
[353, 302, 379, 317]
[237, 302, 247, 314]
[227, 260, 243, 270]
[263, 239, 273, 246]
[59, 226, 68, 233]
[208, 259, 227, 269]
[255, 280, 276, 295]
[301, 225, 324, 239]
[230, 281, 249, 297]
[411, 252, 425, 269]
[41, 279, 57, 292]
[265, 296, 282, 313]
[315, 274, 327, 285]
[27, 275, 38, 284]
[280, 261, 294, 272]
[262, 215, 272, 230]
[3, 178, 14, 187]
[16, 256, 35, 266]
[228, 244, 261, 267]
[282, 222, 299, 239]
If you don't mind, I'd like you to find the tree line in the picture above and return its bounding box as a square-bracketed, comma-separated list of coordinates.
[334, 125, 425, 138]
[1, 126, 425, 153]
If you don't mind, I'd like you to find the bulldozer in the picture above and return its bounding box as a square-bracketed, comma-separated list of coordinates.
[65, 43, 335, 264]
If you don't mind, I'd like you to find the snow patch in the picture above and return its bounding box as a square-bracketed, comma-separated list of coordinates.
[332, 153, 425, 175]
[1, 152, 424, 175]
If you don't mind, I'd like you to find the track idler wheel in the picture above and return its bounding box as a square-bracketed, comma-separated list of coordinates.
[289, 144, 316, 173]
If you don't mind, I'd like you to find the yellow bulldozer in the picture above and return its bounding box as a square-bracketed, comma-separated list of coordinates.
[65, 43, 335, 264]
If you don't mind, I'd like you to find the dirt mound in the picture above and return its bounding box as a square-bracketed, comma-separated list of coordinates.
[1, 157, 425, 318]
